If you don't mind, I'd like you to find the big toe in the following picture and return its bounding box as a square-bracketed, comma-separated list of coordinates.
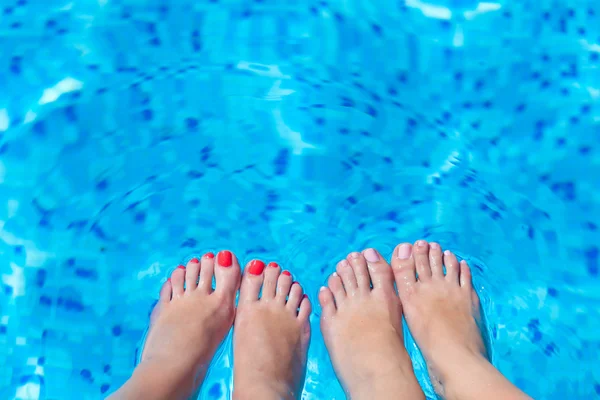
[213, 250, 241, 298]
[239, 259, 266, 304]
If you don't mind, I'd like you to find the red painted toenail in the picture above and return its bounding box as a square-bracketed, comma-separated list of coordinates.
[217, 251, 233, 267]
[268, 262, 279, 268]
[248, 260, 265, 275]
[167, 278, 171, 282]
[302, 294, 308, 300]
[205, 252, 215, 259]
[177, 265, 185, 269]
[282, 270, 292, 277]
[190, 258, 199, 263]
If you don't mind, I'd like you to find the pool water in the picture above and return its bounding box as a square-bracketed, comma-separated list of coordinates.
[0, 0, 599, 398]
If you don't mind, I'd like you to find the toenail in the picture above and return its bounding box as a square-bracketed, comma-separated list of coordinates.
[248, 260, 265, 275]
[204, 252, 214, 259]
[444, 250, 452, 256]
[167, 278, 171, 282]
[339, 260, 350, 268]
[217, 251, 233, 267]
[177, 265, 185, 269]
[190, 258, 199, 263]
[349, 252, 360, 259]
[268, 262, 279, 268]
[364, 248, 380, 262]
[430, 243, 440, 249]
[397, 244, 412, 259]
[302, 294, 308, 300]
[282, 270, 292, 277]
[319, 286, 327, 292]
[292, 281, 299, 286]
[416, 240, 427, 248]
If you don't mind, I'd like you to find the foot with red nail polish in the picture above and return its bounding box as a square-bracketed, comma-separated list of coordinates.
[392, 241, 530, 400]
[111, 251, 241, 400]
[319, 250, 424, 400]
[233, 261, 311, 400]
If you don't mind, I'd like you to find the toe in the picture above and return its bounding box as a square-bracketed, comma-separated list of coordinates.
[286, 282, 304, 313]
[170, 265, 186, 297]
[276, 270, 293, 303]
[239, 259, 265, 304]
[214, 250, 242, 297]
[391, 243, 417, 294]
[198, 252, 215, 293]
[460, 260, 473, 288]
[347, 252, 370, 292]
[443, 250, 460, 284]
[327, 272, 346, 305]
[159, 279, 172, 303]
[261, 262, 281, 301]
[429, 242, 444, 279]
[336, 260, 358, 295]
[298, 295, 312, 322]
[318, 286, 336, 318]
[413, 240, 432, 281]
[362, 248, 395, 292]
[185, 257, 201, 291]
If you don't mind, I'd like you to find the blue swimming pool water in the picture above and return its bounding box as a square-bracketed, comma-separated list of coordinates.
[0, 0, 599, 398]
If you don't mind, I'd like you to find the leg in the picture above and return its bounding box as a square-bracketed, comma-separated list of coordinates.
[233, 261, 311, 400]
[109, 251, 241, 400]
[319, 250, 425, 400]
[392, 240, 531, 400]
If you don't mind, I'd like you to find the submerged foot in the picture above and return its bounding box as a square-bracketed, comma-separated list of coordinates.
[233, 260, 312, 400]
[392, 240, 530, 400]
[111, 251, 241, 400]
[319, 250, 424, 400]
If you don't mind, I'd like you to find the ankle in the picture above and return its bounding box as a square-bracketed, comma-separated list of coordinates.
[123, 359, 204, 400]
[432, 349, 489, 384]
[433, 352, 496, 399]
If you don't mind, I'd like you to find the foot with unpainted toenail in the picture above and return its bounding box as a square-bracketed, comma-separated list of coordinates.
[390, 240, 531, 400]
[319, 249, 424, 400]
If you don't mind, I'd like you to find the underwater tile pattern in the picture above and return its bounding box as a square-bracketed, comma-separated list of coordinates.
[0, 0, 599, 398]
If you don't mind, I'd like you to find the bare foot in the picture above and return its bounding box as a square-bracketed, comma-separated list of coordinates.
[392, 240, 530, 400]
[110, 251, 241, 400]
[233, 260, 312, 400]
[319, 250, 424, 400]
